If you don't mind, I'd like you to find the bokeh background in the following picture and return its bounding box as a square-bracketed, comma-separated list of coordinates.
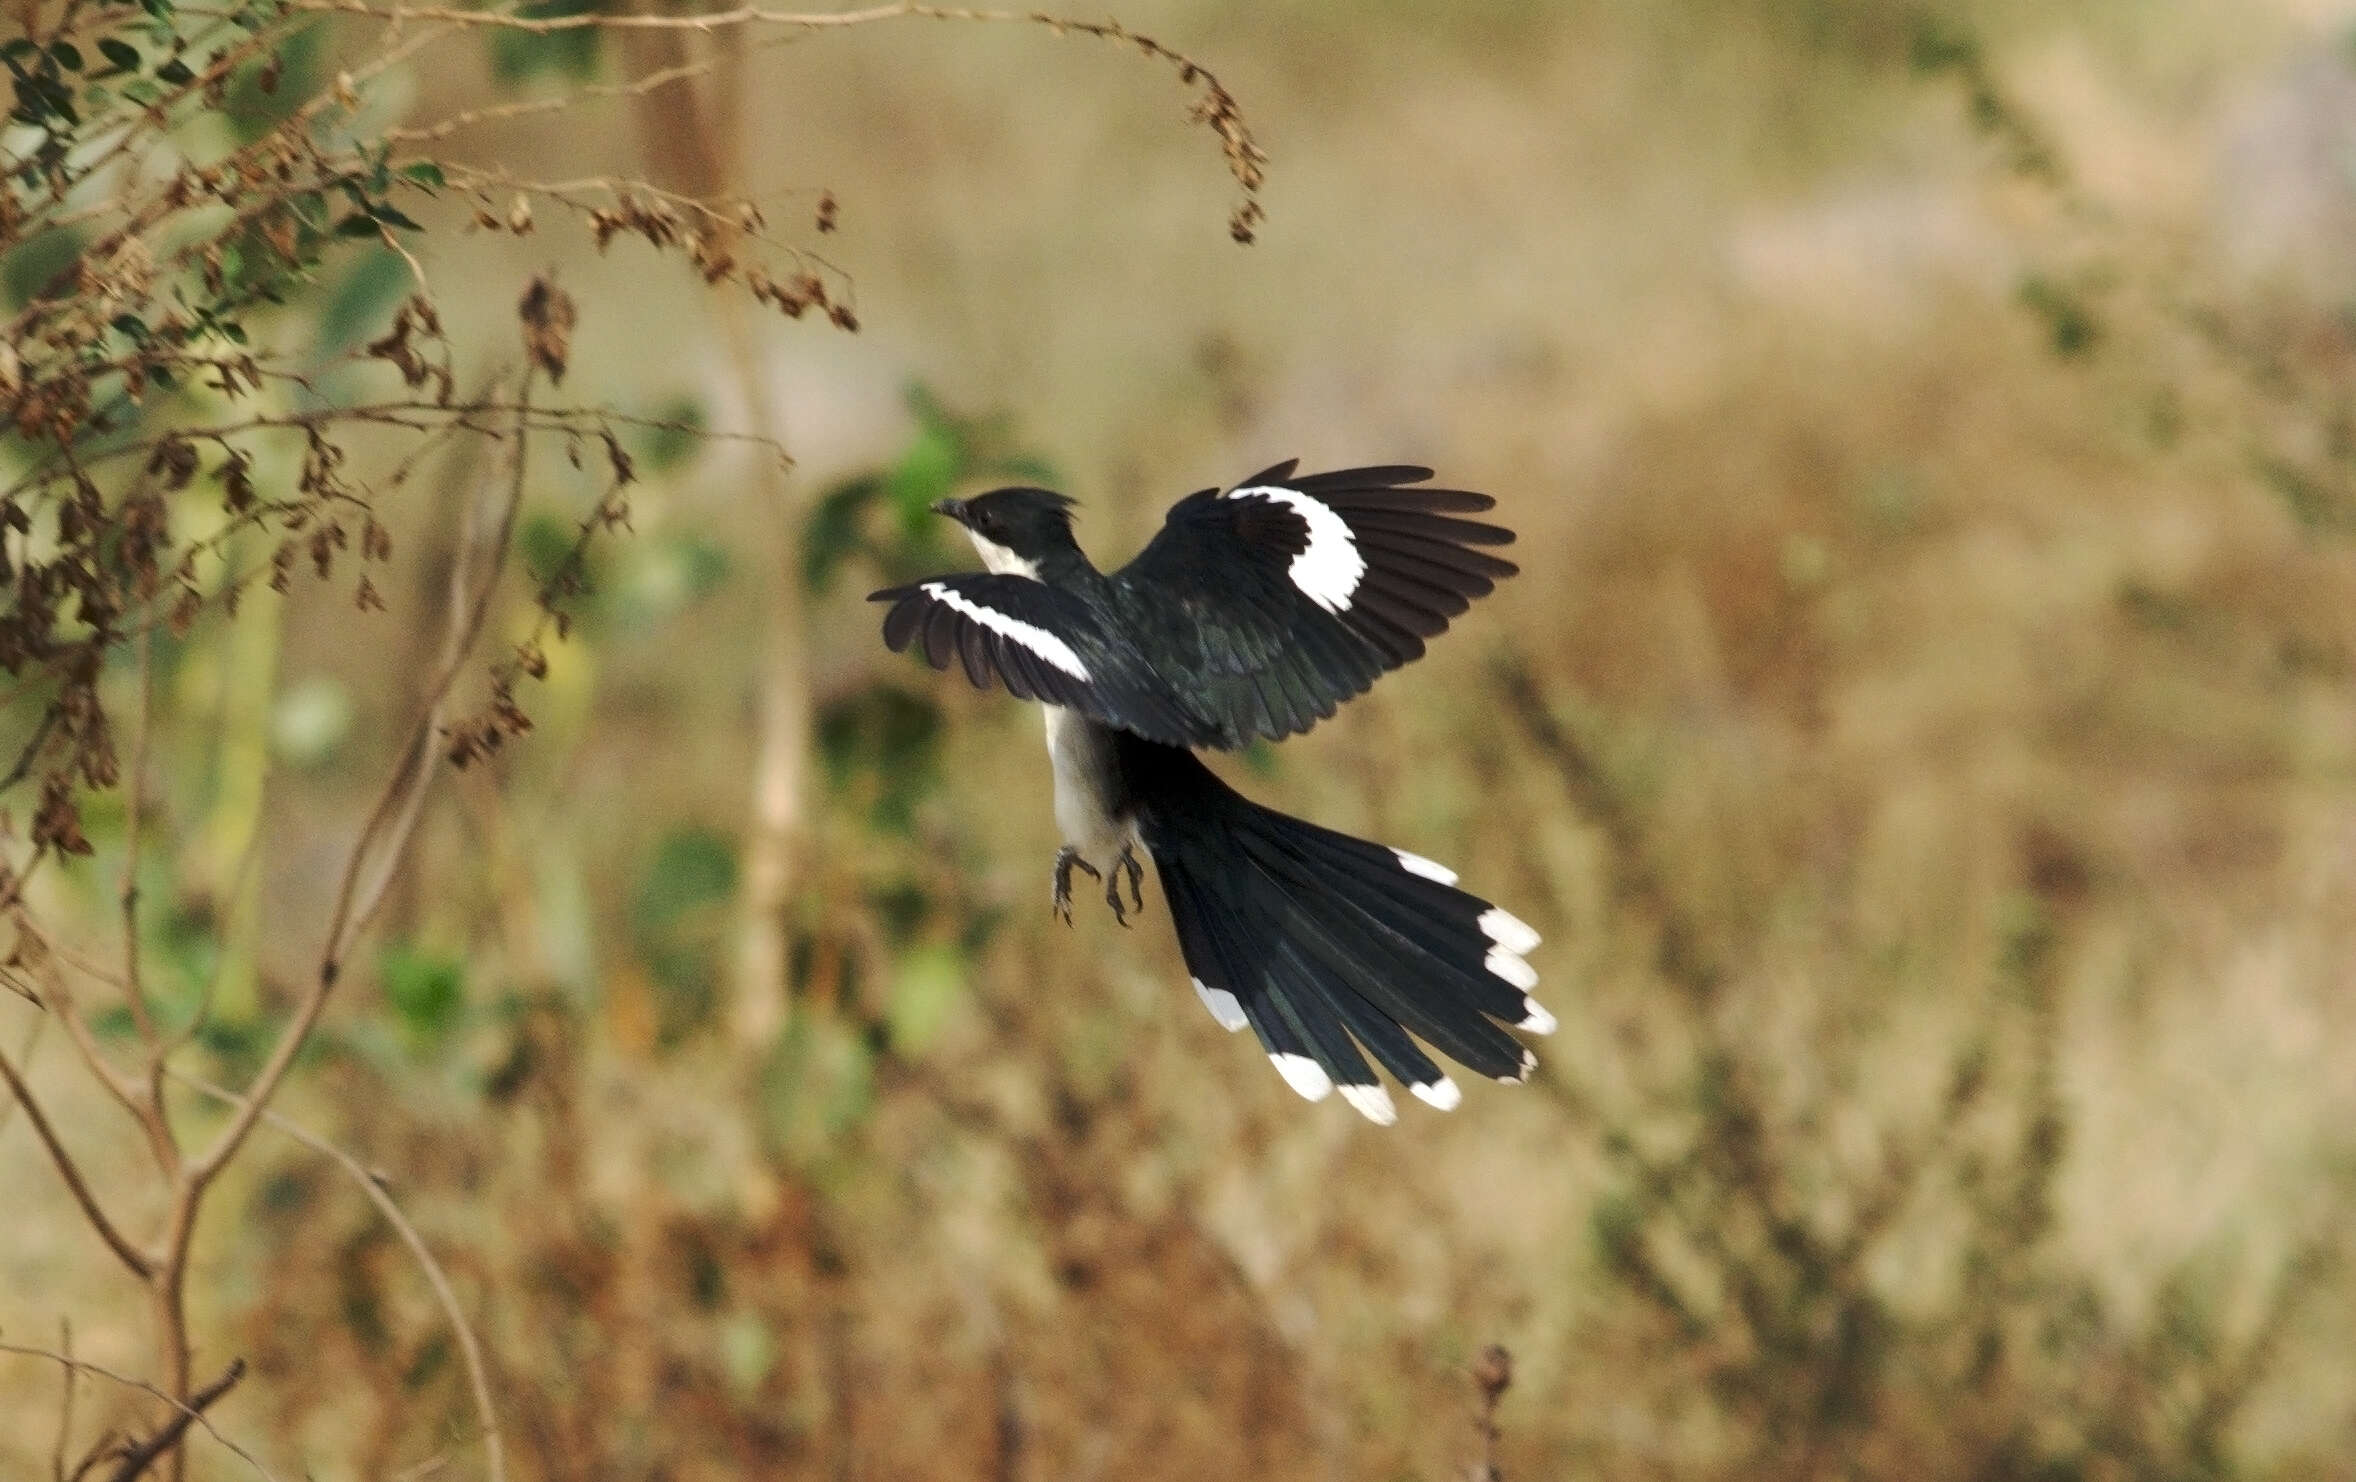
[9, 0, 2356, 1476]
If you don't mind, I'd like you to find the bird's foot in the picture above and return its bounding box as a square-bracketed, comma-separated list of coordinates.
[1121, 845, 1145, 913]
[1104, 843, 1145, 927]
[1053, 846, 1101, 927]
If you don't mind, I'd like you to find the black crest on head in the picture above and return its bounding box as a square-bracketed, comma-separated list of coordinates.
[939, 485, 1080, 557]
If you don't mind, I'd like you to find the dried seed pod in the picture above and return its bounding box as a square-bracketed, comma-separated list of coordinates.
[518, 274, 577, 384]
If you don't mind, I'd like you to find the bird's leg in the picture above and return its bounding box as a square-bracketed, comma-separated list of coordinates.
[1053, 846, 1100, 927]
[1104, 842, 1145, 927]
[1119, 844, 1145, 914]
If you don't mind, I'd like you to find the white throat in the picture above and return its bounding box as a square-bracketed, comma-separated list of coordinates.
[966, 529, 1041, 580]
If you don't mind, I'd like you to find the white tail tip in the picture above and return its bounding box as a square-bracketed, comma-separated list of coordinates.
[1270, 1052, 1333, 1102]
[1412, 1076, 1463, 1111]
[1339, 1082, 1398, 1125]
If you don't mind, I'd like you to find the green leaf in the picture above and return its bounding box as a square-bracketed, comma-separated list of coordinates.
[334, 212, 383, 238]
[633, 393, 706, 472]
[488, 0, 603, 83]
[632, 827, 738, 936]
[97, 38, 140, 71]
[613, 533, 730, 632]
[817, 685, 943, 835]
[399, 160, 446, 191]
[520, 511, 583, 588]
[885, 419, 959, 536]
[379, 944, 466, 1042]
[631, 826, 739, 1044]
[885, 943, 964, 1055]
[2017, 274, 2099, 359]
[801, 475, 880, 594]
[370, 204, 423, 232]
[756, 1012, 877, 1163]
[48, 41, 82, 71]
[1, 224, 87, 312]
[154, 56, 193, 85]
[719, 1312, 776, 1398]
[226, 29, 316, 140]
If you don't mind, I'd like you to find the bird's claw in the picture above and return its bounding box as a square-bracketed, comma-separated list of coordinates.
[1103, 843, 1145, 928]
[1053, 846, 1100, 927]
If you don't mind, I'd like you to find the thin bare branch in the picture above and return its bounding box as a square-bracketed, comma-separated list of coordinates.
[116, 632, 179, 1177]
[13, 919, 176, 1175]
[185, 371, 535, 1191]
[104, 1359, 254, 1482]
[0, 1043, 152, 1278]
[276, 0, 1267, 235]
[383, 51, 725, 145]
[0, 1342, 274, 1482]
[51, 1320, 76, 1482]
[174, 1070, 506, 1482]
[0, 707, 62, 796]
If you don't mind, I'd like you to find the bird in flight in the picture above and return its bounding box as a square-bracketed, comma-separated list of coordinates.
[871, 460, 1552, 1123]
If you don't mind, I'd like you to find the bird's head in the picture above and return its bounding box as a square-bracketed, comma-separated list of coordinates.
[932, 486, 1080, 579]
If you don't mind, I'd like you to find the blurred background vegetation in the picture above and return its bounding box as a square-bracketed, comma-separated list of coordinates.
[8, 0, 2356, 1477]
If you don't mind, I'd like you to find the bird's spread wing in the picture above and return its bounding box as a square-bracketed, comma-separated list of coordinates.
[1109, 461, 1518, 746]
[869, 574, 1215, 747]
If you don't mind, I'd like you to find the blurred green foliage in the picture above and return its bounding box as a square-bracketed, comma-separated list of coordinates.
[631, 825, 739, 1044]
[379, 943, 466, 1045]
[487, 0, 605, 83]
[804, 385, 1061, 595]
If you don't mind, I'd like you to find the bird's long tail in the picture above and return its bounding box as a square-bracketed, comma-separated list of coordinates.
[1121, 736, 1552, 1124]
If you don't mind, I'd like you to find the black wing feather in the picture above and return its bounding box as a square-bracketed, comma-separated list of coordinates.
[1109, 463, 1518, 746]
[869, 575, 1217, 747]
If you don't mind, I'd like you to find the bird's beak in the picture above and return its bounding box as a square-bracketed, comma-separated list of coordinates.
[930, 498, 968, 524]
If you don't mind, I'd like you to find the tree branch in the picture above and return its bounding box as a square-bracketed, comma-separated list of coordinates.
[0, 1041, 152, 1279]
[104, 1359, 253, 1482]
[173, 1070, 505, 1482]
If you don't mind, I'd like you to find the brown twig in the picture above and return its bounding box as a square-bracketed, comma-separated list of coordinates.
[116, 627, 177, 1172]
[0, 707, 62, 795]
[51, 1320, 77, 1482]
[12, 916, 174, 1176]
[185, 369, 534, 1193]
[172, 1069, 506, 1482]
[0, 1040, 152, 1279]
[104, 1359, 252, 1482]
[1469, 1344, 1511, 1482]
[0, 1342, 273, 1481]
[115, 373, 535, 1471]
[281, 0, 1266, 236]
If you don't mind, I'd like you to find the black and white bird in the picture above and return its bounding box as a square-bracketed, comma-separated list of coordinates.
[871, 460, 1552, 1123]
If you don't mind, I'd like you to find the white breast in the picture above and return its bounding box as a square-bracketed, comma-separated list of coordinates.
[1044, 706, 1126, 863]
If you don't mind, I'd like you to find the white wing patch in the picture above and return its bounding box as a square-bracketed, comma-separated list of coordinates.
[1484, 943, 1539, 991]
[1391, 849, 1459, 886]
[1226, 485, 1367, 613]
[1190, 977, 1249, 1033]
[919, 581, 1090, 680]
[1479, 907, 1542, 957]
